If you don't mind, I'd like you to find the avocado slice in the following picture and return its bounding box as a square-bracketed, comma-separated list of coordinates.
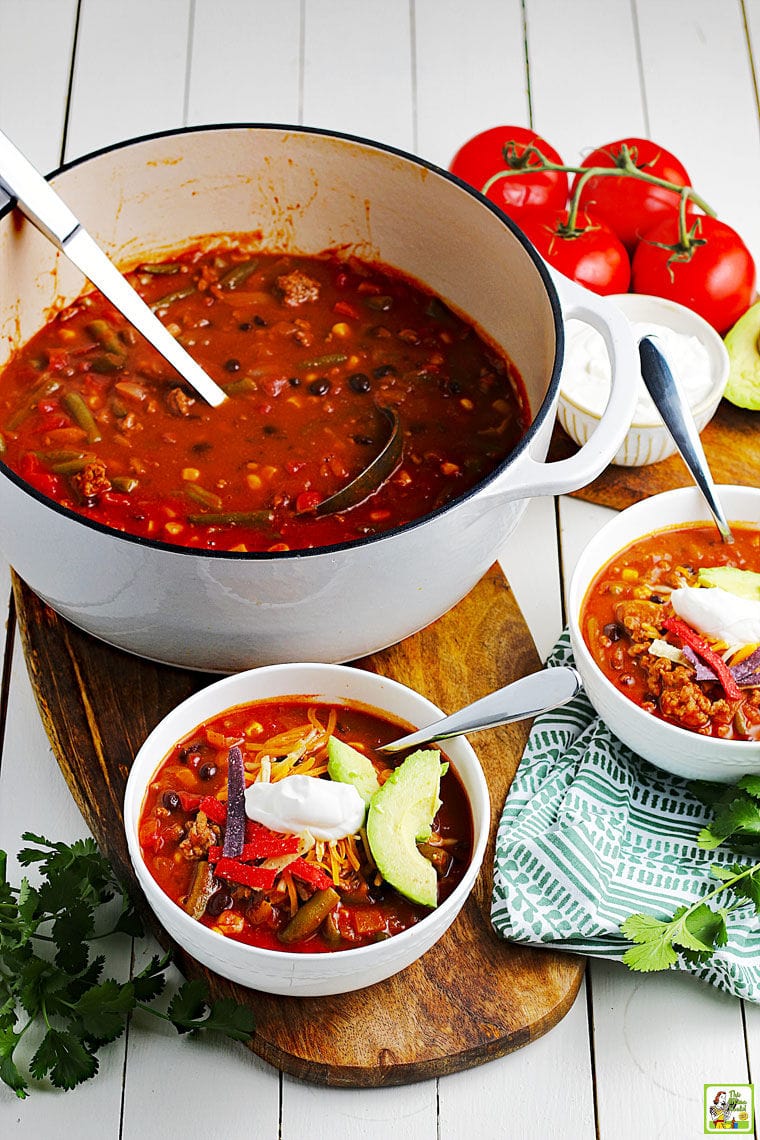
[697, 566, 760, 600]
[724, 300, 760, 409]
[365, 749, 443, 909]
[327, 736, 381, 806]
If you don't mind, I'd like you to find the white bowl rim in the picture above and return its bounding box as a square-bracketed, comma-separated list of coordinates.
[124, 661, 490, 964]
[559, 292, 729, 428]
[568, 484, 760, 756]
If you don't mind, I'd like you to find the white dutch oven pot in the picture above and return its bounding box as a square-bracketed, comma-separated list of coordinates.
[0, 126, 639, 671]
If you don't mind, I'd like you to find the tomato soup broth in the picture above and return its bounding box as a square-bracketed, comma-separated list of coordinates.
[138, 698, 473, 954]
[582, 523, 760, 740]
[0, 244, 529, 553]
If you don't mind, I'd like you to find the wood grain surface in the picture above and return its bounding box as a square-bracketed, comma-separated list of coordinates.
[549, 399, 759, 510]
[11, 565, 584, 1088]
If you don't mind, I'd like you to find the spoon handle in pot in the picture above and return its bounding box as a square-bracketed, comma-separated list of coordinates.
[0, 128, 226, 409]
[378, 665, 582, 753]
[638, 336, 733, 544]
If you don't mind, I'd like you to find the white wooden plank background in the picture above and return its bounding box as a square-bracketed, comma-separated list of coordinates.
[0, 2, 758, 1137]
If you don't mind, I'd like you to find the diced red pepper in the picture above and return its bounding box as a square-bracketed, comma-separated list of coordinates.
[208, 836, 300, 865]
[177, 791, 203, 813]
[352, 907, 388, 936]
[287, 858, 335, 891]
[198, 795, 227, 825]
[243, 820, 302, 857]
[295, 490, 322, 514]
[333, 299, 360, 321]
[214, 857, 277, 890]
[664, 616, 742, 701]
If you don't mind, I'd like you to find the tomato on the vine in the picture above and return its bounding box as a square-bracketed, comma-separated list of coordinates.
[631, 214, 756, 335]
[448, 126, 568, 215]
[573, 137, 692, 251]
[519, 209, 631, 296]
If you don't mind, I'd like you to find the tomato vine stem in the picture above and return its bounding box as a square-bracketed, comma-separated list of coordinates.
[481, 141, 715, 241]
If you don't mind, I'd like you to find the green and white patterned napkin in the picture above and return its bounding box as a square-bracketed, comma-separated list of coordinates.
[491, 630, 760, 1001]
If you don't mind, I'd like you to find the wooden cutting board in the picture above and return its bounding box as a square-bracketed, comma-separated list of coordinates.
[11, 565, 584, 1088]
[549, 399, 759, 510]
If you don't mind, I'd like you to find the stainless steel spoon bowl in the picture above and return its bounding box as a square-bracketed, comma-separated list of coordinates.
[638, 335, 733, 543]
[378, 664, 582, 752]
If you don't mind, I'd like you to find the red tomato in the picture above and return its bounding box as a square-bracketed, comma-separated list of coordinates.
[519, 209, 631, 296]
[631, 214, 756, 335]
[448, 126, 568, 215]
[573, 137, 692, 251]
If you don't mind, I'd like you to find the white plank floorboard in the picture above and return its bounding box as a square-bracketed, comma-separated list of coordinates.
[65, 0, 192, 159]
[0, 0, 78, 171]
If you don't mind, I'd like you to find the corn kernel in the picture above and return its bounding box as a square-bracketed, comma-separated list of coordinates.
[246, 473, 262, 491]
[261, 465, 278, 480]
[182, 467, 200, 481]
[229, 543, 248, 552]
[441, 461, 460, 476]
[164, 522, 184, 536]
[395, 469, 412, 486]
[621, 568, 639, 582]
[460, 398, 474, 411]
[330, 322, 351, 338]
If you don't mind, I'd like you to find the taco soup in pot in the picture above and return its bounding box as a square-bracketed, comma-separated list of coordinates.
[0, 126, 639, 670]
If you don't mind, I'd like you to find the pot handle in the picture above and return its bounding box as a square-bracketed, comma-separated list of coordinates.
[480, 269, 639, 502]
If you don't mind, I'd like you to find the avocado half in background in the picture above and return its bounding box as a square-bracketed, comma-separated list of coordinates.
[725, 300, 760, 409]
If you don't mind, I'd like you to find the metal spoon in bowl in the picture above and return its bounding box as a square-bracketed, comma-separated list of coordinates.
[638, 335, 733, 544]
[0, 128, 226, 408]
[378, 664, 582, 753]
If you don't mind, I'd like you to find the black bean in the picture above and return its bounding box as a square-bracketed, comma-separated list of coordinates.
[308, 378, 331, 396]
[162, 791, 181, 812]
[288, 376, 300, 387]
[206, 890, 233, 917]
[352, 434, 375, 446]
[198, 762, 218, 781]
[262, 424, 279, 436]
[649, 594, 665, 604]
[224, 358, 241, 372]
[348, 372, 371, 393]
[179, 740, 206, 763]
[442, 379, 462, 396]
[603, 622, 625, 642]
[373, 364, 397, 379]
[238, 322, 252, 332]
[253, 315, 267, 327]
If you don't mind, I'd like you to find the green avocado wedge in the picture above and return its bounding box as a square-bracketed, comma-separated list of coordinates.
[698, 565, 760, 600]
[365, 749, 444, 909]
[724, 300, 760, 410]
[326, 736, 381, 807]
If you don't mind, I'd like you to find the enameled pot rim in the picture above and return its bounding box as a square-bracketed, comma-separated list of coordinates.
[0, 122, 564, 563]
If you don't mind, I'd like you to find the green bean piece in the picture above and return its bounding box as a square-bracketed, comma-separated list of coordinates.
[110, 476, 139, 494]
[62, 391, 102, 443]
[86, 319, 124, 356]
[6, 376, 60, 431]
[109, 396, 129, 418]
[277, 888, 340, 945]
[49, 457, 93, 475]
[219, 258, 260, 290]
[149, 284, 196, 311]
[90, 353, 126, 375]
[185, 484, 224, 511]
[297, 353, 348, 370]
[222, 376, 259, 396]
[137, 262, 184, 275]
[365, 295, 393, 312]
[186, 510, 275, 527]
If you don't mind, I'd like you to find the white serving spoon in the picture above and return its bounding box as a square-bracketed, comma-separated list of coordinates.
[0, 128, 226, 407]
[378, 665, 582, 752]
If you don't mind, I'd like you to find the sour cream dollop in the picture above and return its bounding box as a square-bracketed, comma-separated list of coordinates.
[244, 774, 365, 841]
[562, 319, 714, 422]
[670, 585, 760, 648]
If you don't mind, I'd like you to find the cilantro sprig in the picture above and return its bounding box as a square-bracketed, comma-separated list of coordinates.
[620, 776, 760, 972]
[0, 833, 255, 1099]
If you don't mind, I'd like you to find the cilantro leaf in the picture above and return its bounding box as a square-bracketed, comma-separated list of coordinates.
[620, 913, 679, 971]
[74, 980, 135, 1045]
[698, 793, 760, 850]
[30, 1028, 98, 1090]
[0, 833, 254, 1099]
[738, 774, 760, 800]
